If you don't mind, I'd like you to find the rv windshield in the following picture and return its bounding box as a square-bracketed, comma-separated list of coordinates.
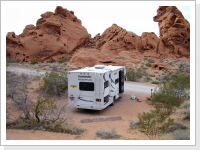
[79, 82, 94, 91]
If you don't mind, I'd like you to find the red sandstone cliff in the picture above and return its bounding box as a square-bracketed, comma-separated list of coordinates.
[6, 6, 190, 67]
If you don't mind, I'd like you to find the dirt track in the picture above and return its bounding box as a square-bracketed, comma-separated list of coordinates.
[6, 66, 158, 140]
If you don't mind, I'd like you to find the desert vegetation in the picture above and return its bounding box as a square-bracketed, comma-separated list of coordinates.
[6, 57, 190, 140]
[129, 67, 190, 140]
[96, 128, 120, 139]
[6, 70, 85, 135]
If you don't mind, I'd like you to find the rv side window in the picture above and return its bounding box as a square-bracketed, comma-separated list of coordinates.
[104, 81, 109, 88]
[115, 78, 119, 84]
[79, 82, 94, 91]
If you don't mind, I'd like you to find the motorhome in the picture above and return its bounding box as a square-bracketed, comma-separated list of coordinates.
[68, 65, 126, 110]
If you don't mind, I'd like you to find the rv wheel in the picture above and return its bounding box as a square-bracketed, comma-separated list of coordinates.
[110, 96, 115, 106]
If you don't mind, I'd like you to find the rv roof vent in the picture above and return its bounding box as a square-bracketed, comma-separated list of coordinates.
[95, 65, 105, 69]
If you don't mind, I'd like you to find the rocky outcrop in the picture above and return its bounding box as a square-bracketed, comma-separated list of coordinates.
[6, 6, 190, 67]
[67, 24, 163, 67]
[154, 6, 190, 58]
[6, 6, 90, 62]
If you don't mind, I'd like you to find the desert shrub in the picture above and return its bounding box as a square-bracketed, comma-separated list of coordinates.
[144, 76, 152, 82]
[138, 108, 174, 139]
[168, 72, 190, 99]
[129, 119, 140, 129]
[172, 130, 190, 140]
[148, 59, 155, 63]
[7, 96, 83, 135]
[149, 73, 155, 77]
[43, 71, 68, 96]
[58, 56, 71, 63]
[151, 84, 182, 115]
[35, 98, 57, 123]
[177, 63, 190, 73]
[6, 72, 32, 119]
[6, 118, 40, 130]
[137, 70, 190, 139]
[6, 57, 19, 63]
[165, 121, 188, 133]
[154, 71, 159, 74]
[145, 63, 151, 67]
[7, 118, 85, 135]
[42, 120, 84, 135]
[151, 80, 160, 84]
[30, 60, 38, 65]
[126, 67, 146, 82]
[60, 124, 85, 135]
[96, 128, 120, 139]
[151, 71, 190, 115]
[156, 76, 169, 81]
[48, 59, 56, 63]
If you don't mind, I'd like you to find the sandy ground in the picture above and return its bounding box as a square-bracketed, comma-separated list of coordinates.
[6, 66, 158, 140]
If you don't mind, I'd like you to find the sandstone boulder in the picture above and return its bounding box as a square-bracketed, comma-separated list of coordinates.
[6, 6, 90, 62]
[154, 6, 190, 58]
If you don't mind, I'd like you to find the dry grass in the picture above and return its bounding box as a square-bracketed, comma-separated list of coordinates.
[96, 128, 120, 139]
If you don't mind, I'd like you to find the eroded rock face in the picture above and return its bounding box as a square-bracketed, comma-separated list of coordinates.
[154, 6, 190, 58]
[71, 24, 164, 67]
[6, 6, 89, 62]
[6, 6, 190, 67]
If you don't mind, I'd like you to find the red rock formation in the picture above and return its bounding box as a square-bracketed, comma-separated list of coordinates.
[6, 6, 90, 62]
[6, 6, 190, 67]
[154, 6, 190, 58]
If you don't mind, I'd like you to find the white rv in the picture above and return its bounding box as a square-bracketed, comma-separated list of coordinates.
[68, 65, 126, 110]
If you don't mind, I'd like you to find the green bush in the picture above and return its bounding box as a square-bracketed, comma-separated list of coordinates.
[168, 72, 190, 99]
[151, 80, 160, 84]
[6, 118, 85, 135]
[151, 72, 190, 115]
[145, 63, 151, 67]
[144, 76, 152, 82]
[35, 98, 57, 123]
[43, 71, 68, 96]
[42, 121, 84, 135]
[6, 118, 38, 130]
[138, 108, 174, 139]
[137, 70, 190, 139]
[151, 84, 182, 115]
[125, 67, 146, 82]
[96, 128, 120, 139]
[149, 73, 155, 77]
[58, 57, 71, 63]
[30, 60, 38, 65]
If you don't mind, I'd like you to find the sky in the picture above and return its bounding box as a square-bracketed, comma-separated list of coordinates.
[3, 1, 191, 38]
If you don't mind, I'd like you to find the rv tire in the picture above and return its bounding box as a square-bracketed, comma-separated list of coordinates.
[110, 96, 115, 106]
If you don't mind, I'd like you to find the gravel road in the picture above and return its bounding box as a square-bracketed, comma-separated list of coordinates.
[6, 66, 46, 76]
[124, 81, 158, 95]
[6, 66, 158, 95]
